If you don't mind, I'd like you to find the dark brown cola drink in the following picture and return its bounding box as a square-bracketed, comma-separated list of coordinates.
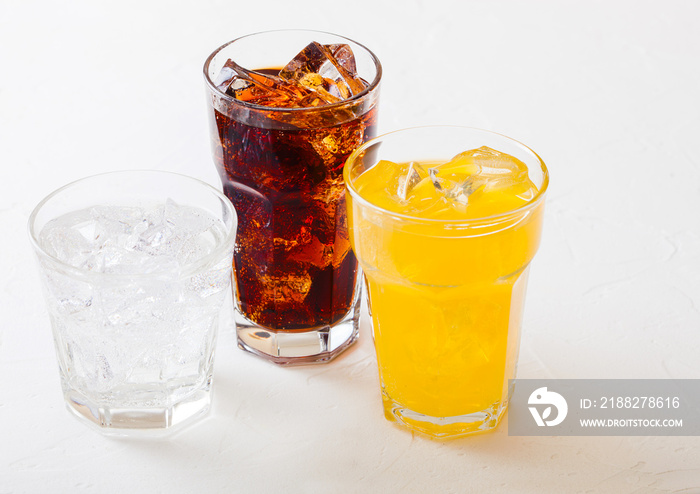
[212, 88, 378, 330]
[204, 31, 381, 364]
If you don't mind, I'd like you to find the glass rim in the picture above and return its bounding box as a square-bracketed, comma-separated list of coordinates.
[202, 28, 383, 113]
[343, 125, 550, 225]
[27, 169, 238, 281]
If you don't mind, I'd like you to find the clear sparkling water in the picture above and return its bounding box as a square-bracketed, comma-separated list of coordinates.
[37, 201, 233, 408]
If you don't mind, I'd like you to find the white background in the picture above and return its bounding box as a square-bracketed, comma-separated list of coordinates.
[2, 0, 700, 492]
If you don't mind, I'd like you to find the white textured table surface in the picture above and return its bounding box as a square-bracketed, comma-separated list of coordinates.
[2, 1, 700, 492]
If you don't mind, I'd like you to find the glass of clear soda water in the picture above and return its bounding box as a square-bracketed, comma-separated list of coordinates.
[28, 171, 237, 435]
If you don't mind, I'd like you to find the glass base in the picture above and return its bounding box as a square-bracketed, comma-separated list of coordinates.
[382, 391, 507, 439]
[235, 297, 360, 365]
[62, 379, 213, 436]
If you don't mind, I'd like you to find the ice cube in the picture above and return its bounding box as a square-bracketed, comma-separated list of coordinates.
[332, 194, 352, 269]
[427, 146, 531, 205]
[279, 42, 366, 102]
[446, 176, 483, 205]
[129, 200, 213, 262]
[324, 43, 367, 95]
[74, 220, 100, 244]
[217, 59, 318, 108]
[90, 205, 143, 234]
[188, 257, 233, 298]
[397, 162, 428, 200]
[40, 264, 94, 315]
[286, 235, 334, 269]
[213, 60, 238, 92]
[175, 235, 209, 265]
[428, 167, 445, 191]
[464, 146, 528, 179]
[443, 146, 529, 191]
[428, 164, 481, 209]
[260, 272, 313, 304]
[353, 160, 442, 214]
[309, 122, 368, 166]
[428, 151, 480, 194]
[326, 44, 358, 80]
[163, 199, 214, 236]
[41, 226, 92, 267]
[135, 222, 172, 253]
[39, 209, 112, 268]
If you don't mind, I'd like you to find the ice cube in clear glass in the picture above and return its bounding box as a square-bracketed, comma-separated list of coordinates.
[279, 42, 366, 103]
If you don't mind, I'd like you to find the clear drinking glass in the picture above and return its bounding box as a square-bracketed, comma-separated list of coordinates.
[28, 171, 237, 434]
[203, 30, 381, 364]
[344, 126, 549, 438]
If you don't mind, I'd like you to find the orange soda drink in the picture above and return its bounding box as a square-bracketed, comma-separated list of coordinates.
[344, 127, 549, 438]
